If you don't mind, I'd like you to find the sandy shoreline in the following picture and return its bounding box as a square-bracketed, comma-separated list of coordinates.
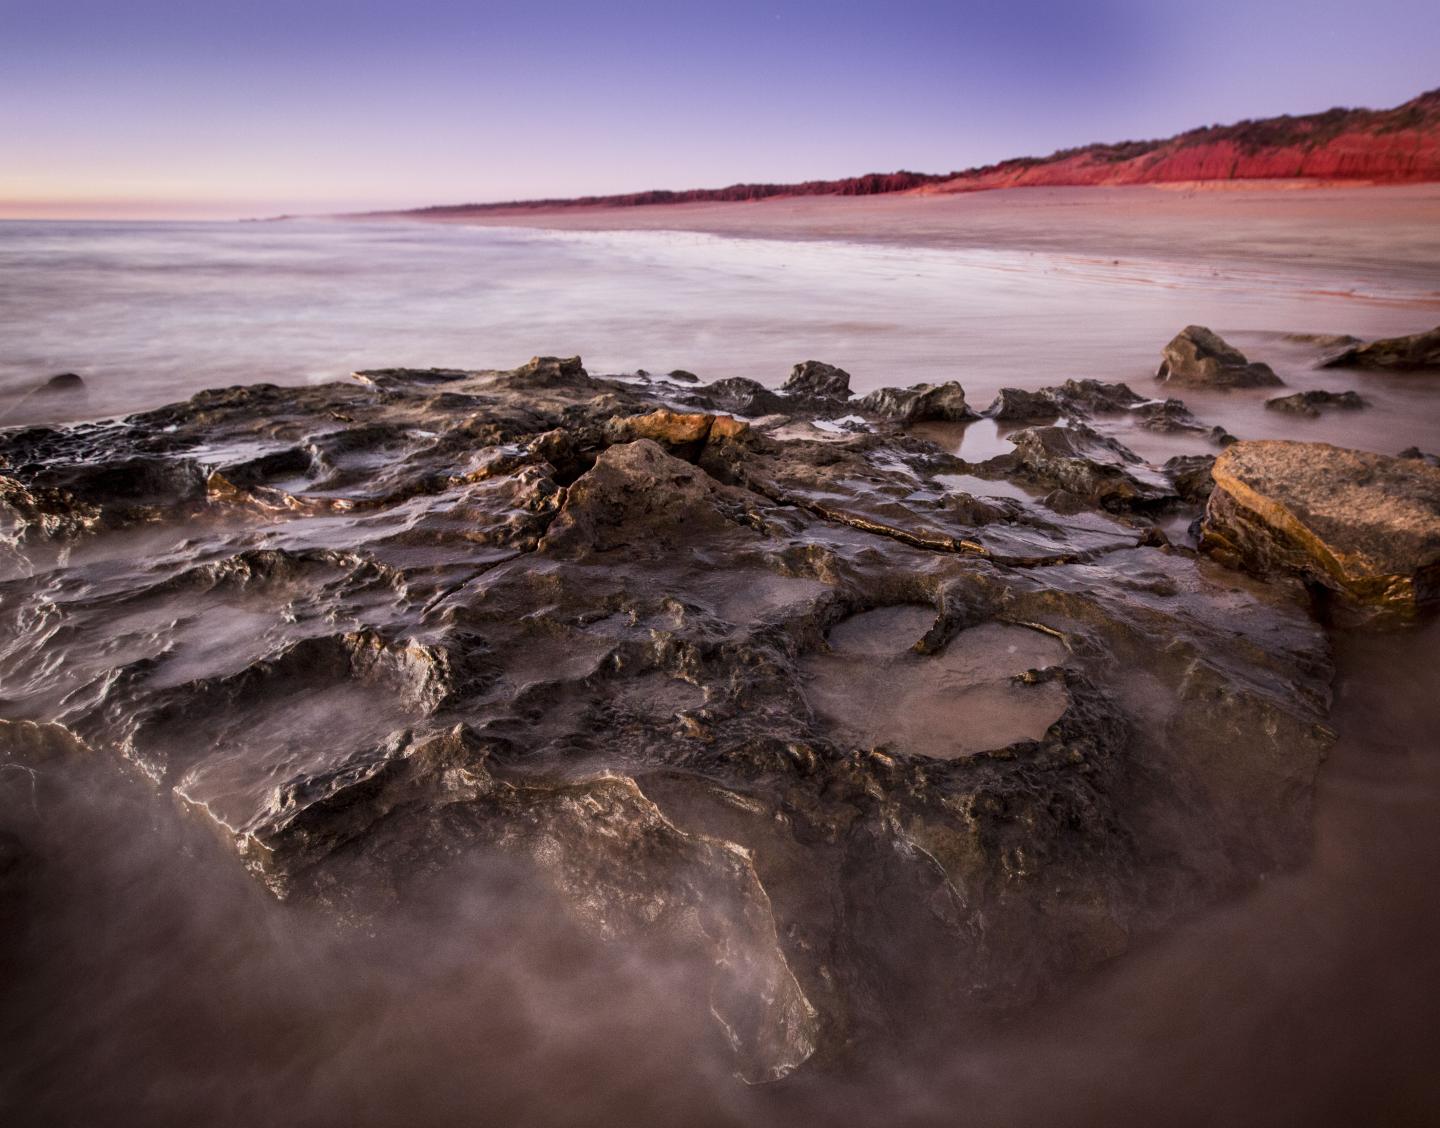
[388, 184, 1440, 287]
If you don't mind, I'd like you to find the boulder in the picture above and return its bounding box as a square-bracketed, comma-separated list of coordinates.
[1321, 326, 1440, 372]
[1130, 397, 1207, 432]
[1201, 440, 1440, 618]
[783, 360, 852, 400]
[604, 409, 749, 452]
[695, 376, 788, 417]
[1157, 326, 1283, 388]
[1052, 379, 1145, 413]
[1264, 389, 1365, 416]
[985, 387, 1060, 423]
[1007, 422, 1176, 512]
[1164, 454, 1216, 503]
[505, 355, 598, 390]
[857, 381, 972, 423]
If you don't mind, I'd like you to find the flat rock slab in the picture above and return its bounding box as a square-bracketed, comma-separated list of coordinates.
[1202, 440, 1440, 617]
[1321, 326, 1440, 372]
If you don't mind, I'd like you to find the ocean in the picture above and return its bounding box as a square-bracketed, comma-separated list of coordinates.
[3, 216, 1439, 454]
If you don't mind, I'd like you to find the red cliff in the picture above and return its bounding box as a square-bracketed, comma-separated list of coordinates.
[386, 87, 1440, 218]
[921, 87, 1440, 194]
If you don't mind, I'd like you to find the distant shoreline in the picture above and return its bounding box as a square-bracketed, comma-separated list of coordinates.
[349, 86, 1440, 223]
[342, 184, 1440, 296]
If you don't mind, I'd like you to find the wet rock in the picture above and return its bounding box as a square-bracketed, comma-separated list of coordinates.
[1006, 423, 1177, 512]
[507, 354, 596, 389]
[1283, 332, 1362, 350]
[693, 376, 788, 417]
[984, 380, 1140, 423]
[1130, 397, 1207, 433]
[1209, 425, 1239, 447]
[540, 439, 755, 558]
[245, 725, 819, 1083]
[1156, 326, 1283, 389]
[782, 360, 852, 401]
[1399, 446, 1440, 468]
[1163, 454, 1216, 503]
[604, 408, 748, 454]
[985, 379, 1211, 436]
[1265, 389, 1366, 416]
[857, 381, 972, 423]
[1321, 326, 1440, 372]
[36, 372, 85, 395]
[667, 369, 700, 383]
[1201, 440, 1440, 618]
[1051, 379, 1144, 414]
[0, 355, 1340, 1077]
[985, 387, 1060, 423]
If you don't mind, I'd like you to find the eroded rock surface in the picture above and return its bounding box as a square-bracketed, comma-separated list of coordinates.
[783, 360, 853, 401]
[1157, 326, 1283, 389]
[0, 356, 1338, 1079]
[1321, 326, 1440, 372]
[984, 379, 1213, 436]
[1201, 440, 1440, 619]
[858, 381, 972, 423]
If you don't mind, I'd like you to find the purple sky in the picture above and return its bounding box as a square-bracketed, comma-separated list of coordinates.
[3, 0, 1437, 218]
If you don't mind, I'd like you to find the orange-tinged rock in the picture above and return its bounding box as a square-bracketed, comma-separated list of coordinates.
[1201, 440, 1440, 617]
[606, 409, 748, 446]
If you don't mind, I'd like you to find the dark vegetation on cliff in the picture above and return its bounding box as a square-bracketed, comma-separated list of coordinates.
[377, 88, 1440, 218]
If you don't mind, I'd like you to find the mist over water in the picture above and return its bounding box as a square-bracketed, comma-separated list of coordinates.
[2, 217, 1439, 453]
[3, 622, 1437, 1126]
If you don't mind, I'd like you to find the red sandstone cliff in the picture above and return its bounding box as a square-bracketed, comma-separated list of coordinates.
[921, 87, 1440, 193]
[382, 87, 1440, 217]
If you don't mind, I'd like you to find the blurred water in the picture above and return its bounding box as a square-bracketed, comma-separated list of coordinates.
[3, 218, 1439, 451]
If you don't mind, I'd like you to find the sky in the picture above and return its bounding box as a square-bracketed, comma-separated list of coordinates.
[2, 0, 1437, 219]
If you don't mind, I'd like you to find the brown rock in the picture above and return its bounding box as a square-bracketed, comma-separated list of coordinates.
[605, 408, 749, 449]
[858, 381, 972, 423]
[1157, 326, 1283, 389]
[1201, 440, 1440, 617]
[783, 360, 852, 400]
[1321, 326, 1440, 372]
[1264, 389, 1366, 416]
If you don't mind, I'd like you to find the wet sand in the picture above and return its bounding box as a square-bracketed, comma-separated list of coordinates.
[414, 183, 1440, 292]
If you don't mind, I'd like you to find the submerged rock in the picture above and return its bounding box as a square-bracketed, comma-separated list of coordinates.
[1283, 332, 1362, 350]
[1201, 440, 1440, 618]
[1321, 326, 1440, 372]
[1157, 326, 1283, 389]
[982, 379, 1215, 439]
[1265, 389, 1365, 416]
[37, 372, 85, 395]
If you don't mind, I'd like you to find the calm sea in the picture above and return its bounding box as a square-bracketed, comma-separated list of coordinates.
[2, 216, 1438, 452]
